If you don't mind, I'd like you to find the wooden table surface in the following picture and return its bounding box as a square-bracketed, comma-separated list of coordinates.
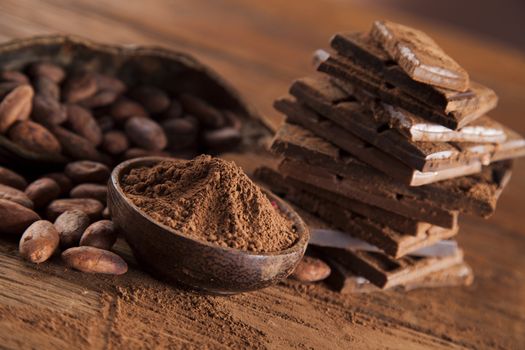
[0, 1, 524, 349]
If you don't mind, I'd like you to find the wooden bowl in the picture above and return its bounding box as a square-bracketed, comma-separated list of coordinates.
[108, 157, 309, 295]
[0, 35, 272, 173]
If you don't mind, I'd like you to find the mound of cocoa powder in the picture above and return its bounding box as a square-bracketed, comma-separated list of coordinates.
[121, 155, 298, 252]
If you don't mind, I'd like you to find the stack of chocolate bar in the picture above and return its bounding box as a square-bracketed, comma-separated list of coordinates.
[256, 21, 525, 293]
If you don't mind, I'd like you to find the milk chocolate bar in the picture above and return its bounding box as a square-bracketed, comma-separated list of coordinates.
[255, 166, 438, 234]
[330, 32, 495, 115]
[275, 97, 483, 186]
[369, 21, 470, 91]
[318, 245, 464, 288]
[290, 75, 498, 172]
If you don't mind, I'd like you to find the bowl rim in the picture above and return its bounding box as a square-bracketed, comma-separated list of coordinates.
[110, 156, 310, 258]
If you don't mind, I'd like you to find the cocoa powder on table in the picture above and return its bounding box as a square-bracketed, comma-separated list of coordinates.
[121, 155, 298, 253]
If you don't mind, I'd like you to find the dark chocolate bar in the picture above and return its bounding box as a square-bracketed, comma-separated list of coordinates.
[275, 97, 483, 186]
[369, 21, 470, 91]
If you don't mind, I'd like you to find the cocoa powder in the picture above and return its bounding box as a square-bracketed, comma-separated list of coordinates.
[121, 155, 298, 253]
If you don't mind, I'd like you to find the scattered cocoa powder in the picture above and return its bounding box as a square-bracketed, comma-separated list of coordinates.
[121, 155, 298, 252]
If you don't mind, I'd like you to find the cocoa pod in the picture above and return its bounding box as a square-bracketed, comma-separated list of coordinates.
[130, 85, 170, 114]
[202, 127, 241, 151]
[102, 130, 129, 155]
[125, 116, 167, 151]
[28, 62, 65, 83]
[79, 220, 116, 250]
[70, 183, 107, 204]
[79, 90, 119, 108]
[0, 198, 40, 235]
[63, 72, 98, 103]
[110, 98, 147, 122]
[65, 104, 102, 145]
[19, 220, 59, 263]
[0, 85, 34, 133]
[65, 160, 110, 183]
[163, 99, 183, 119]
[54, 209, 90, 248]
[0, 166, 27, 190]
[33, 76, 60, 101]
[48, 125, 105, 162]
[8, 120, 62, 155]
[0, 184, 33, 208]
[43, 172, 72, 196]
[25, 178, 61, 208]
[46, 198, 104, 221]
[290, 256, 331, 283]
[31, 94, 67, 125]
[162, 117, 198, 151]
[94, 74, 126, 94]
[0, 71, 29, 84]
[179, 94, 224, 129]
[122, 148, 170, 160]
[62, 246, 127, 275]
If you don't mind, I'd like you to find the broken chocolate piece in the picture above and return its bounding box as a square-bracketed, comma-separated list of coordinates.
[369, 21, 469, 91]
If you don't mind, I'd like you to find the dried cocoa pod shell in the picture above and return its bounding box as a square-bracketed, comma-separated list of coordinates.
[0, 198, 40, 235]
[0, 183, 33, 208]
[290, 256, 331, 283]
[32, 94, 67, 125]
[102, 130, 129, 155]
[0, 166, 27, 190]
[25, 177, 61, 208]
[65, 104, 103, 146]
[130, 85, 170, 114]
[19, 220, 59, 263]
[65, 160, 110, 183]
[62, 246, 127, 275]
[70, 183, 107, 204]
[125, 116, 167, 151]
[79, 220, 116, 250]
[46, 198, 104, 221]
[0, 35, 271, 170]
[0, 84, 34, 133]
[1, 71, 29, 84]
[8, 120, 62, 155]
[54, 209, 90, 248]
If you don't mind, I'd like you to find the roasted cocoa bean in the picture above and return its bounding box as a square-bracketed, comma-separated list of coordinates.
[125, 116, 167, 151]
[46, 198, 104, 221]
[65, 160, 110, 183]
[54, 209, 91, 248]
[0, 166, 27, 190]
[1, 71, 29, 84]
[28, 62, 65, 83]
[65, 104, 103, 145]
[0, 85, 34, 133]
[0, 184, 33, 208]
[70, 183, 107, 204]
[79, 220, 116, 250]
[163, 99, 183, 119]
[8, 120, 62, 155]
[130, 85, 170, 114]
[43, 172, 72, 196]
[33, 76, 60, 101]
[110, 98, 147, 122]
[290, 256, 331, 283]
[122, 147, 170, 160]
[179, 94, 224, 129]
[96, 115, 115, 133]
[31, 94, 67, 125]
[202, 127, 241, 151]
[94, 74, 126, 94]
[48, 125, 106, 162]
[19, 220, 59, 263]
[102, 130, 129, 155]
[162, 117, 198, 151]
[62, 246, 127, 275]
[25, 178, 61, 208]
[0, 198, 40, 235]
[79, 90, 119, 108]
[63, 72, 98, 103]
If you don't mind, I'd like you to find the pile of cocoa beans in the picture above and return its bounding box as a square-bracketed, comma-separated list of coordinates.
[1, 160, 126, 274]
[0, 62, 242, 164]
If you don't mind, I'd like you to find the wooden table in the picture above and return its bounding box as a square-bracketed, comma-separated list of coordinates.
[0, 1, 523, 349]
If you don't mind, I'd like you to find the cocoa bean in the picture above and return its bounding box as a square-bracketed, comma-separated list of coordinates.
[0, 71, 29, 84]
[79, 220, 116, 250]
[162, 117, 198, 151]
[102, 131, 129, 155]
[33, 76, 60, 101]
[65, 160, 110, 183]
[0, 85, 34, 133]
[79, 90, 119, 108]
[70, 183, 107, 204]
[130, 85, 170, 114]
[94, 74, 126, 94]
[54, 209, 90, 248]
[179, 94, 224, 129]
[43, 172, 72, 196]
[202, 127, 241, 151]
[28, 62, 65, 83]
[63, 72, 98, 103]
[48, 125, 105, 162]
[19, 220, 59, 263]
[32, 94, 67, 125]
[0, 198, 40, 235]
[8, 120, 62, 155]
[62, 246, 127, 275]
[0, 82, 21, 99]
[46, 198, 104, 221]
[65, 104, 102, 145]
[102, 206, 111, 219]
[25, 178, 61, 208]
[0, 166, 27, 190]
[125, 116, 167, 151]
[123, 148, 170, 160]
[290, 256, 331, 283]
[97, 115, 115, 133]
[163, 99, 183, 119]
[110, 98, 147, 122]
[0, 184, 33, 208]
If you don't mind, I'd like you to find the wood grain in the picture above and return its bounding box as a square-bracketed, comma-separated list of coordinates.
[0, 0, 523, 349]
